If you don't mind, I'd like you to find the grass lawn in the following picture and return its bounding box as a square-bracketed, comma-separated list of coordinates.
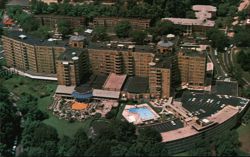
[2, 75, 57, 98]
[43, 117, 94, 138]
[1, 75, 95, 138]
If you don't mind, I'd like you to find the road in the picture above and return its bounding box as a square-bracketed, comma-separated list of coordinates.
[222, 47, 250, 87]
[208, 46, 228, 79]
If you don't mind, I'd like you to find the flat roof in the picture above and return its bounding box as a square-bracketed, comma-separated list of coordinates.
[206, 62, 214, 71]
[162, 18, 215, 27]
[69, 35, 86, 41]
[142, 119, 184, 133]
[58, 48, 87, 61]
[75, 75, 108, 93]
[161, 105, 239, 142]
[4, 31, 67, 47]
[181, 92, 249, 119]
[214, 80, 239, 96]
[178, 50, 206, 57]
[123, 76, 149, 93]
[55, 85, 75, 95]
[87, 42, 155, 53]
[157, 40, 174, 48]
[93, 89, 120, 99]
[103, 73, 127, 91]
[192, 5, 217, 12]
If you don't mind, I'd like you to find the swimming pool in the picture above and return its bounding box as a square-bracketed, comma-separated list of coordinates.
[128, 107, 154, 120]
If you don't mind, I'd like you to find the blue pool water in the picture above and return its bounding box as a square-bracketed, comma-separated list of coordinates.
[128, 107, 154, 120]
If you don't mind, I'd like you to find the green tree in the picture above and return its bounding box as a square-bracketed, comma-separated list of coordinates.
[237, 50, 250, 71]
[131, 30, 147, 45]
[188, 140, 212, 156]
[137, 128, 162, 143]
[33, 26, 52, 39]
[72, 128, 91, 156]
[207, 28, 229, 51]
[215, 130, 240, 156]
[233, 27, 250, 47]
[125, 143, 145, 157]
[0, 86, 21, 157]
[58, 20, 72, 36]
[111, 143, 128, 157]
[57, 136, 74, 157]
[115, 21, 132, 38]
[92, 26, 109, 41]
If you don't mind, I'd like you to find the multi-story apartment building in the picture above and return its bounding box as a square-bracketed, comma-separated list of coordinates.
[93, 17, 151, 29]
[2, 32, 65, 75]
[88, 43, 155, 77]
[56, 48, 89, 86]
[178, 50, 206, 87]
[162, 5, 216, 36]
[34, 15, 86, 29]
[2, 31, 208, 98]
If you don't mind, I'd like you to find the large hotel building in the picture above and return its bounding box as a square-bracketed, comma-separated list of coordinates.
[2, 32, 207, 99]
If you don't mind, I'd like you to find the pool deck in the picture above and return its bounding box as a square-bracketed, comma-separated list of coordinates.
[122, 103, 160, 125]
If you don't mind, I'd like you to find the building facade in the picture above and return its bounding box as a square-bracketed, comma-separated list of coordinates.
[93, 17, 151, 29]
[178, 51, 206, 87]
[34, 15, 86, 29]
[2, 34, 65, 75]
[56, 48, 89, 86]
[2, 32, 208, 98]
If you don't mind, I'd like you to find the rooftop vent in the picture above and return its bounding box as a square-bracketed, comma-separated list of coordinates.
[18, 34, 27, 40]
[72, 56, 79, 61]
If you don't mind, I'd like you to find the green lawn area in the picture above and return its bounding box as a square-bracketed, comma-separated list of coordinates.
[2, 75, 57, 98]
[1, 75, 95, 138]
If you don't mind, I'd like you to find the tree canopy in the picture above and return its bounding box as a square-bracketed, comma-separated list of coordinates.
[115, 21, 132, 38]
[206, 28, 229, 51]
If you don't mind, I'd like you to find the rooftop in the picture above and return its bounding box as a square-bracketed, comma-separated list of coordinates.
[69, 35, 86, 41]
[154, 54, 173, 69]
[192, 5, 217, 12]
[87, 42, 155, 53]
[123, 76, 149, 93]
[157, 40, 174, 48]
[103, 73, 127, 91]
[214, 80, 239, 96]
[4, 31, 67, 47]
[161, 105, 240, 142]
[58, 48, 87, 61]
[178, 50, 206, 58]
[92, 89, 120, 99]
[75, 75, 108, 93]
[55, 85, 76, 95]
[162, 18, 215, 27]
[181, 91, 249, 119]
[142, 119, 184, 133]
